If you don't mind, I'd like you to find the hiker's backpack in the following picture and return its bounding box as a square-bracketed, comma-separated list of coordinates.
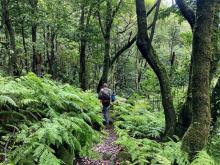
[99, 88, 111, 100]
[111, 94, 116, 102]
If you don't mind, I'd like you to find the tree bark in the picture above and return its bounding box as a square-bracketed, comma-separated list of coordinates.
[79, 3, 87, 91]
[181, 0, 215, 159]
[21, 19, 29, 72]
[175, 0, 195, 29]
[101, 0, 112, 85]
[210, 1, 220, 126]
[31, 23, 41, 76]
[135, 0, 176, 138]
[1, 0, 18, 76]
[210, 1, 220, 80]
[49, 29, 56, 77]
[30, 0, 41, 76]
[45, 25, 50, 72]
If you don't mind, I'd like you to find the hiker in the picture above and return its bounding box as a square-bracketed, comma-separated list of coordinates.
[98, 83, 112, 126]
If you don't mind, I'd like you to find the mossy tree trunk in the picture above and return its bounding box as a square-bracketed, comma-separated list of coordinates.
[135, 0, 176, 138]
[181, 0, 215, 158]
[176, 0, 220, 137]
[210, 1, 220, 126]
[210, 1, 220, 80]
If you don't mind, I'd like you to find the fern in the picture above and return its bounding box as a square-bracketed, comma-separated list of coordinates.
[10, 115, 98, 164]
[114, 100, 164, 139]
[114, 99, 190, 164]
[191, 151, 215, 165]
[208, 120, 220, 163]
[0, 95, 17, 108]
[0, 73, 103, 164]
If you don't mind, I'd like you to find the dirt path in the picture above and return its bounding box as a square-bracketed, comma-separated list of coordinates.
[77, 127, 121, 165]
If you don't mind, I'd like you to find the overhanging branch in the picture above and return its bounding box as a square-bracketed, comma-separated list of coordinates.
[175, 0, 195, 29]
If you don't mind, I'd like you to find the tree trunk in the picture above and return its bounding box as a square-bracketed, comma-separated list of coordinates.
[99, 0, 112, 91]
[49, 29, 56, 77]
[135, 0, 176, 138]
[210, 1, 220, 80]
[175, 0, 195, 29]
[102, 35, 111, 84]
[30, 0, 41, 76]
[181, 0, 215, 159]
[1, 0, 18, 76]
[21, 20, 29, 72]
[210, 1, 220, 126]
[176, 0, 220, 137]
[45, 25, 50, 72]
[32, 23, 41, 76]
[79, 3, 87, 91]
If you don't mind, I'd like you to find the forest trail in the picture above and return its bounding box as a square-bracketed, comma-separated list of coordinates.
[76, 127, 122, 165]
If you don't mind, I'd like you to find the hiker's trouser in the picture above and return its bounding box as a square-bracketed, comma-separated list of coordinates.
[102, 103, 110, 126]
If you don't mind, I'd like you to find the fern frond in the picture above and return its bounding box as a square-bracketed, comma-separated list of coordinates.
[191, 151, 215, 165]
[0, 95, 17, 107]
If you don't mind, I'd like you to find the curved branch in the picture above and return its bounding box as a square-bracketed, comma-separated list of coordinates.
[97, 10, 105, 37]
[147, 0, 159, 16]
[150, 0, 161, 42]
[112, 0, 123, 19]
[175, 0, 195, 29]
[110, 35, 136, 67]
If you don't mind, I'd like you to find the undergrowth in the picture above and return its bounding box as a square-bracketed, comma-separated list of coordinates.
[113, 98, 220, 165]
[1, 73, 219, 165]
[0, 73, 103, 165]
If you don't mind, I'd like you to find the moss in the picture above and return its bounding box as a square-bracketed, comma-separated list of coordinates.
[182, 122, 210, 160]
[181, 0, 215, 160]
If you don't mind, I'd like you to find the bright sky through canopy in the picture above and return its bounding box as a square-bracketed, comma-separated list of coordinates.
[163, 0, 174, 6]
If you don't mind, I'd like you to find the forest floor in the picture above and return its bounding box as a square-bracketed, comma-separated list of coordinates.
[76, 126, 124, 165]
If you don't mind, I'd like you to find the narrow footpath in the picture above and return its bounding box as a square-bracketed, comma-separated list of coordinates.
[77, 127, 122, 165]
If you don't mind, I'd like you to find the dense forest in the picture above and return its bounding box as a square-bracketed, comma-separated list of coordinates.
[0, 0, 219, 164]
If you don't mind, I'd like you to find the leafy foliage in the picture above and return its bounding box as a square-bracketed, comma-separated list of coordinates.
[0, 73, 103, 164]
[114, 99, 164, 139]
[208, 119, 220, 163]
[113, 99, 183, 164]
[191, 151, 215, 165]
[113, 99, 219, 165]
